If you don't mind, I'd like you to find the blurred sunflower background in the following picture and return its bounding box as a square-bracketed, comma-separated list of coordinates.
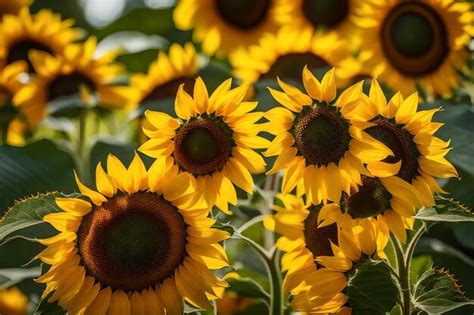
[0, 0, 473, 314]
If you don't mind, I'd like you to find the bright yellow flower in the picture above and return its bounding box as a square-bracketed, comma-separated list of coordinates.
[139, 78, 268, 214]
[0, 61, 37, 145]
[0, 7, 81, 73]
[263, 67, 396, 204]
[13, 37, 138, 118]
[274, 0, 363, 41]
[356, 0, 474, 98]
[264, 194, 389, 313]
[324, 78, 457, 242]
[0, 286, 28, 315]
[173, 0, 286, 56]
[36, 154, 229, 314]
[0, 0, 31, 19]
[230, 26, 355, 87]
[131, 42, 199, 105]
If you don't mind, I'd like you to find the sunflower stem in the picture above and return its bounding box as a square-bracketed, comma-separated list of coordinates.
[269, 247, 283, 315]
[391, 235, 411, 315]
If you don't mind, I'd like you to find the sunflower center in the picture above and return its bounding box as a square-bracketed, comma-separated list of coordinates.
[77, 192, 187, 291]
[294, 105, 350, 166]
[47, 72, 95, 102]
[304, 206, 338, 258]
[260, 53, 328, 82]
[215, 0, 270, 29]
[303, 0, 350, 29]
[366, 117, 420, 182]
[174, 116, 233, 175]
[381, 2, 448, 75]
[7, 39, 53, 73]
[142, 77, 195, 103]
[341, 176, 392, 218]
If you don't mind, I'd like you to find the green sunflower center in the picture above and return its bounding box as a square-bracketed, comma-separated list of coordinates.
[381, 2, 448, 75]
[303, 0, 350, 29]
[304, 205, 338, 258]
[47, 72, 95, 102]
[216, 0, 270, 29]
[142, 77, 195, 103]
[341, 176, 392, 218]
[7, 39, 53, 73]
[77, 192, 187, 291]
[174, 116, 233, 176]
[294, 105, 350, 166]
[260, 53, 328, 82]
[366, 117, 420, 182]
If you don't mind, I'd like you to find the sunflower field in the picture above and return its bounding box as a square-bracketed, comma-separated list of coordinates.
[0, 0, 473, 314]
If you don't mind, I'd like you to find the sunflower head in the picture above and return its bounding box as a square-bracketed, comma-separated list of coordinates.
[140, 77, 268, 214]
[0, 286, 28, 315]
[263, 67, 394, 204]
[131, 42, 199, 106]
[356, 0, 474, 97]
[173, 0, 285, 56]
[13, 37, 139, 116]
[36, 154, 229, 314]
[0, 7, 82, 73]
[230, 27, 352, 87]
[264, 194, 389, 313]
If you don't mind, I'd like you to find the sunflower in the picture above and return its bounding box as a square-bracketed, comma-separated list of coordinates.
[230, 26, 355, 87]
[0, 286, 28, 315]
[13, 36, 138, 115]
[356, 0, 474, 98]
[131, 42, 199, 106]
[139, 77, 268, 214]
[0, 7, 81, 73]
[263, 67, 396, 204]
[264, 194, 389, 313]
[0, 60, 40, 145]
[274, 0, 362, 39]
[173, 0, 285, 56]
[36, 154, 229, 314]
[320, 78, 457, 242]
[0, 0, 31, 19]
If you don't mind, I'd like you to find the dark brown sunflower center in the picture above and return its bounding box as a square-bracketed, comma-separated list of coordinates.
[341, 176, 392, 218]
[7, 39, 53, 73]
[77, 192, 187, 291]
[381, 2, 448, 76]
[260, 53, 328, 82]
[366, 117, 420, 182]
[174, 116, 233, 176]
[47, 72, 95, 102]
[294, 105, 350, 166]
[215, 0, 270, 29]
[304, 206, 338, 257]
[142, 77, 195, 103]
[303, 0, 350, 29]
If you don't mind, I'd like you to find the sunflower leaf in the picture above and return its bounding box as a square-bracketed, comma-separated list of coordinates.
[226, 277, 270, 301]
[34, 293, 66, 315]
[415, 195, 474, 223]
[0, 267, 41, 290]
[347, 259, 399, 315]
[0, 192, 81, 245]
[413, 268, 474, 313]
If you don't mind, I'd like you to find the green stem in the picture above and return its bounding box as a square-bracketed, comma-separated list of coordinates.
[392, 235, 410, 315]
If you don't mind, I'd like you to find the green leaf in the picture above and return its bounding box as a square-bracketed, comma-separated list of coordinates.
[0, 192, 80, 245]
[0, 139, 77, 215]
[415, 195, 474, 223]
[347, 259, 399, 315]
[0, 267, 41, 289]
[227, 277, 270, 301]
[410, 255, 433, 286]
[413, 268, 474, 313]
